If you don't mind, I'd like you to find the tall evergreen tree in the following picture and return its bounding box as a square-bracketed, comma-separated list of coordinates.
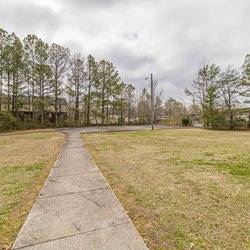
[23, 34, 39, 118]
[219, 65, 241, 129]
[49, 43, 70, 124]
[34, 38, 51, 124]
[185, 63, 220, 128]
[3, 32, 17, 112]
[66, 54, 86, 123]
[242, 54, 250, 103]
[94, 60, 120, 125]
[9, 33, 24, 116]
[114, 82, 127, 124]
[125, 84, 135, 125]
[241, 54, 250, 127]
[0, 28, 8, 111]
[85, 55, 96, 125]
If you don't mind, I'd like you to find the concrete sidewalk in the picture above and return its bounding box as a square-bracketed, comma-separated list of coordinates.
[12, 129, 147, 249]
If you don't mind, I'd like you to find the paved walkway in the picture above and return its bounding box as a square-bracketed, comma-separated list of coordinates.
[12, 129, 148, 249]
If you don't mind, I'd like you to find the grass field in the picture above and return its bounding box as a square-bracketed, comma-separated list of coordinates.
[83, 129, 250, 250]
[0, 131, 64, 249]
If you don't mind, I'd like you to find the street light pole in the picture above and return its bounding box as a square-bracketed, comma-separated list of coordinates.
[150, 73, 154, 130]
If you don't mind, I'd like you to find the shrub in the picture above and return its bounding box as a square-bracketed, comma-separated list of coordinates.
[0, 111, 17, 132]
[181, 117, 191, 126]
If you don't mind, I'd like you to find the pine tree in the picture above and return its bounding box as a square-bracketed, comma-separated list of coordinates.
[0, 28, 8, 111]
[66, 54, 86, 123]
[23, 34, 39, 118]
[34, 38, 51, 124]
[49, 43, 70, 124]
[85, 55, 96, 125]
[9, 33, 25, 116]
[125, 84, 135, 125]
[242, 54, 250, 103]
[219, 65, 241, 129]
[94, 60, 120, 125]
[185, 63, 220, 128]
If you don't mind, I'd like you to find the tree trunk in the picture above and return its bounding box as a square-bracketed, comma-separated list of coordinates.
[0, 74, 2, 111]
[248, 112, 250, 128]
[128, 102, 131, 125]
[229, 113, 234, 130]
[87, 66, 91, 125]
[75, 96, 79, 123]
[40, 79, 44, 125]
[55, 81, 58, 125]
[101, 87, 105, 125]
[7, 72, 10, 111]
[120, 101, 123, 125]
[32, 72, 35, 120]
[75, 80, 80, 123]
[41, 100, 44, 124]
[12, 74, 15, 113]
[15, 70, 19, 117]
[106, 93, 109, 124]
[84, 95, 87, 124]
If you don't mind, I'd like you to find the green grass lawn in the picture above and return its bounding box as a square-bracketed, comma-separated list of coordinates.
[83, 129, 250, 250]
[0, 131, 64, 249]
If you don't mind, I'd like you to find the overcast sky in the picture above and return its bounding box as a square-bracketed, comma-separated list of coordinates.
[0, 0, 249, 99]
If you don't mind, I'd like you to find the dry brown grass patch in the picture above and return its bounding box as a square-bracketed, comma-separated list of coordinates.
[83, 129, 250, 249]
[0, 131, 65, 249]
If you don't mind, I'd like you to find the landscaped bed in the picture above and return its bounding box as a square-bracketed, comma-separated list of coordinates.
[0, 131, 64, 249]
[83, 129, 250, 249]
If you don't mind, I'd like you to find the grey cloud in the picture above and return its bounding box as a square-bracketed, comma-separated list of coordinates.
[0, 0, 249, 98]
[63, 40, 85, 55]
[0, 1, 62, 41]
[58, 0, 119, 12]
[105, 46, 155, 71]
[122, 33, 138, 41]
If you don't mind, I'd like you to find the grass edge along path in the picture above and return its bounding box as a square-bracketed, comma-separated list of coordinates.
[0, 131, 65, 249]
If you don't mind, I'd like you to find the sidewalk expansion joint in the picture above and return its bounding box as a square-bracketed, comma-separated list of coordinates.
[49, 170, 99, 179]
[60, 145, 83, 149]
[13, 221, 131, 250]
[39, 186, 110, 200]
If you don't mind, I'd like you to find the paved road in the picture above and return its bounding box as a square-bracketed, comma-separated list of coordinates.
[57, 125, 180, 134]
[12, 128, 148, 249]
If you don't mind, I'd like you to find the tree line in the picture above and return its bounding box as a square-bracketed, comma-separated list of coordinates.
[0, 28, 166, 129]
[1, 27, 249, 131]
[185, 57, 250, 129]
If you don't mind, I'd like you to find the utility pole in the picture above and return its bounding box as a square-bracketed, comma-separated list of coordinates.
[151, 73, 154, 130]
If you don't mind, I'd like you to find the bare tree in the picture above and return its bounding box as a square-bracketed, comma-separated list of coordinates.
[125, 84, 135, 125]
[165, 98, 185, 125]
